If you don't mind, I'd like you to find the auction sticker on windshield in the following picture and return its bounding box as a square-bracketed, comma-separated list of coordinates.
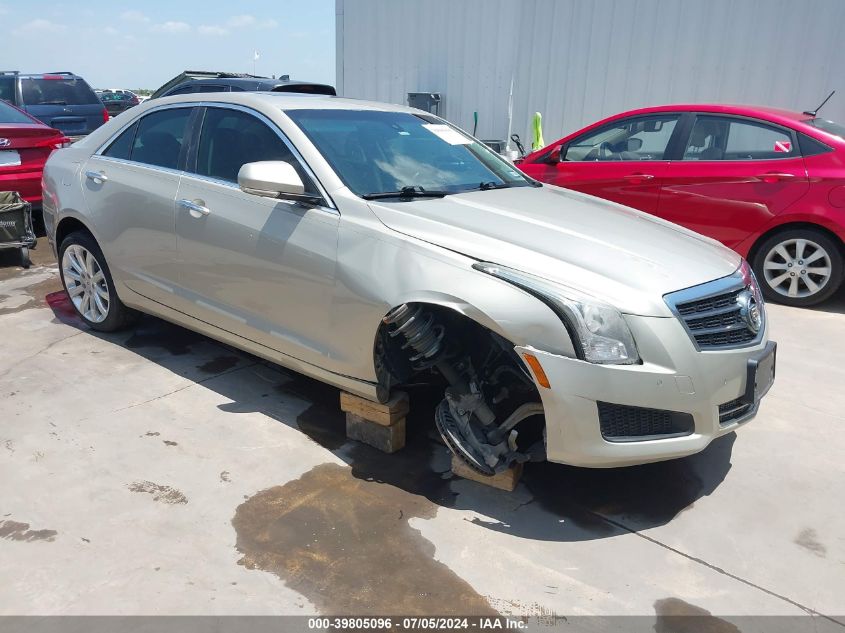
[422, 123, 471, 145]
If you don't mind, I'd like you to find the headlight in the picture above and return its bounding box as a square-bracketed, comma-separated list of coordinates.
[739, 259, 766, 331]
[473, 262, 640, 364]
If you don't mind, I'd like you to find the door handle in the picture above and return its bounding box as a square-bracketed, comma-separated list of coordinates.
[85, 170, 108, 184]
[623, 173, 655, 183]
[757, 172, 796, 183]
[177, 198, 210, 218]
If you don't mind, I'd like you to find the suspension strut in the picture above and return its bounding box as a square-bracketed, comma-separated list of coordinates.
[383, 304, 495, 425]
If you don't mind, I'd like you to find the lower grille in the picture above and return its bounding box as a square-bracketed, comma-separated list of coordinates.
[598, 402, 694, 442]
[719, 397, 753, 425]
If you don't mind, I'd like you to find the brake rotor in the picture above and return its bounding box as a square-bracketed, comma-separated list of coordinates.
[434, 399, 496, 476]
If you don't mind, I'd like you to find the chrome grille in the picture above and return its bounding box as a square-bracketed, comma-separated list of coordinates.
[664, 269, 764, 351]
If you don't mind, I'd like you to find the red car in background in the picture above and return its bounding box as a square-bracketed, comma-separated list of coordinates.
[0, 99, 69, 212]
[518, 104, 845, 306]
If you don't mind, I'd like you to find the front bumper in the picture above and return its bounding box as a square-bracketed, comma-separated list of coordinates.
[516, 314, 773, 468]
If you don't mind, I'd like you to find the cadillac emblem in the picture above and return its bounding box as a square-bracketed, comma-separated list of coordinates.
[736, 289, 762, 333]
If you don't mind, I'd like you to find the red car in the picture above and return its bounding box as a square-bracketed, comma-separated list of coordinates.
[518, 104, 845, 306]
[0, 99, 70, 211]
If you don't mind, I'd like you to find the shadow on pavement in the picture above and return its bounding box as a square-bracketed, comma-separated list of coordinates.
[44, 289, 736, 543]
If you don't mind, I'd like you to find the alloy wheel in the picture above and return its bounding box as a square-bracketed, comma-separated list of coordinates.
[61, 244, 110, 323]
[762, 238, 832, 299]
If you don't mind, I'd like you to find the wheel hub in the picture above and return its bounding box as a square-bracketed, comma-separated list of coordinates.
[61, 244, 110, 323]
[762, 238, 832, 299]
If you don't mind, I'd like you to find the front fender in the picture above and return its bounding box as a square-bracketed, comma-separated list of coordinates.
[329, 216, 579, 382]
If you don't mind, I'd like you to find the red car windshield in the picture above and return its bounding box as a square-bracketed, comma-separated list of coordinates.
[807, 118, 845, 140]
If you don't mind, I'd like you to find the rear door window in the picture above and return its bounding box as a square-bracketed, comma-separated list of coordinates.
[683, 116, 798, 160]
[130, 108, 192, 170]
[167, 85, 196, 96]
[20, 77, 100, 106]
[193, 107, 317, 193]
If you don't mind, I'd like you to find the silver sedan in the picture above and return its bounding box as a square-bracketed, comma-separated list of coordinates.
[42, 93, 775, 474]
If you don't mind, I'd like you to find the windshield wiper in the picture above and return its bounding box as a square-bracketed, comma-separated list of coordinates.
[477, 181, 513, 191]
[362, 186, 450, 200]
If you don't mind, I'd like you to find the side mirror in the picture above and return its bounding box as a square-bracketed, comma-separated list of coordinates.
[548, 145, 564, 163]
[627, 137, 643, 152]
[238, 161, 306, 199]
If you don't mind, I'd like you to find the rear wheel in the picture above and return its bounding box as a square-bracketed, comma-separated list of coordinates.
[59, 231, 136, 331]
[752, 229, 843, 307]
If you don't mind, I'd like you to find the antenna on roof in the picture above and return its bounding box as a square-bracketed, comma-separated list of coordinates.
[804, 90, 835, 116]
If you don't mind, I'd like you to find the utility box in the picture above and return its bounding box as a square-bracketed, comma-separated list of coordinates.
[407, 92, 441, 115]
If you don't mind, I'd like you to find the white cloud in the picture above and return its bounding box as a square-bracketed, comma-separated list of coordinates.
[226, 14, 277, 29]
[20, 18, 66, 32]
[153, 21, 191, 33]
[103, 26, 120, 36]
[198, 25, 228, 36]
[227, 14, 256, 28]
[120, 10, 149, 23]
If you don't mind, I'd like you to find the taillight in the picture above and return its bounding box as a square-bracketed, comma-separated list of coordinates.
[102, 107, 109, 123]
[32, 135, 72, 150]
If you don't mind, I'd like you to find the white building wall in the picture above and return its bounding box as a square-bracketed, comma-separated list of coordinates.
[336, 0, 845, 146]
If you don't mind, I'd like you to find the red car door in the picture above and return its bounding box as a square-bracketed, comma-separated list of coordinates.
[656, 114, 810, 249]
[520, 113, 682, 213]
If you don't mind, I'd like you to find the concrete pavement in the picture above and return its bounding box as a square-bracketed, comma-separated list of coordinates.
[1, 244, 843, 622]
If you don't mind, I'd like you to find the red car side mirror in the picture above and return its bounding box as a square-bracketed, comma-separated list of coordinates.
[548, 145, 563, 163]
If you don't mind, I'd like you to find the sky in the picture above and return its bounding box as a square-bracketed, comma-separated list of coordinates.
[0, 0, 336, 90]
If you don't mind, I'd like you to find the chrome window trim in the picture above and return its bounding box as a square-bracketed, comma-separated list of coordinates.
[663, 267, 766, 352]
[193, 102, 336, 210]
[93, 100, 336, 210]
[89, 154, 184, 178]
[94, 102, 195, 158]
[178, 170, 340, 217]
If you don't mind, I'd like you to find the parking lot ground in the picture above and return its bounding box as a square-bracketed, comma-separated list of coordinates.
[1, 241, 844, 621]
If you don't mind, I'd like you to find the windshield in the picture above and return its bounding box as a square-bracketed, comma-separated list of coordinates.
[0, 100, 34, 124]
[286, 109, 531, 196]
[807, 118, 845, 140]
[20, 77, 100, 106]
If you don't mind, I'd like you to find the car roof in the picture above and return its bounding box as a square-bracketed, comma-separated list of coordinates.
[521, 103, 825, 161]
[15, 72, 85, 79]
[615, 103, 813, 123]
[149, 91, 420, 113]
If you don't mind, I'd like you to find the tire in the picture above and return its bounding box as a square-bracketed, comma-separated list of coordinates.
[752, 228, 844, 307]
[20, 246, 30, 269]
[58, 230, 137, 331]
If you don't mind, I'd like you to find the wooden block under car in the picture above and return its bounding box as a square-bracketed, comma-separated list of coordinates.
[339, 391, 409, 426]
[345, 413, 406, 453]
[450, 455, 523, 492]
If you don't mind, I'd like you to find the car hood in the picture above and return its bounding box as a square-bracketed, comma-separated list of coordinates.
[367, 185, 741, 317]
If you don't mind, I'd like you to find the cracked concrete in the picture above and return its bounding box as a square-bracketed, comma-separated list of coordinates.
[0, 243, 844, 620]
